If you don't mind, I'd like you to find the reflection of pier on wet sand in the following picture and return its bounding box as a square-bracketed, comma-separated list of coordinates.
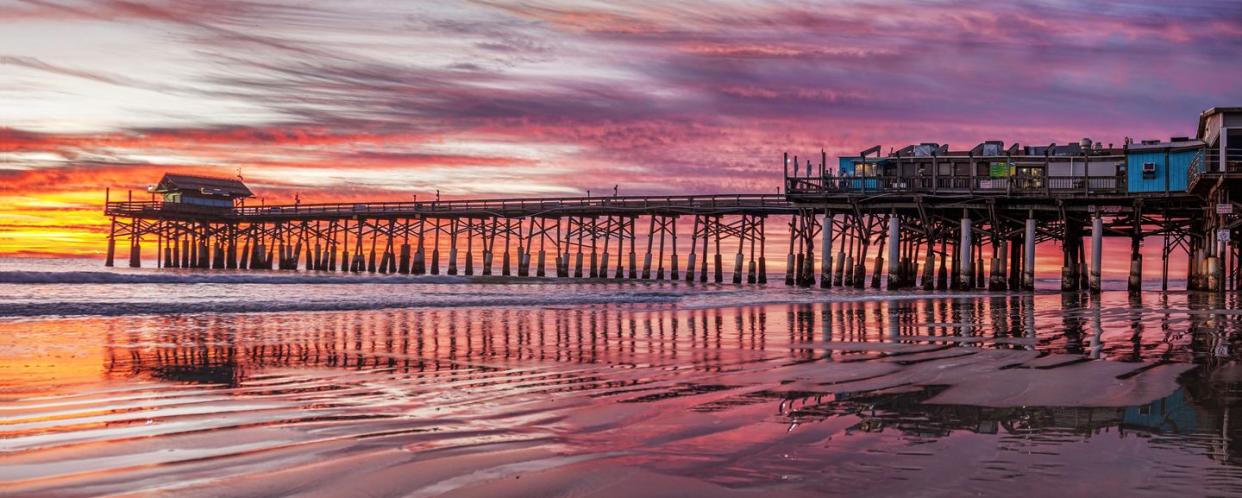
[2, 293, 1237, 497]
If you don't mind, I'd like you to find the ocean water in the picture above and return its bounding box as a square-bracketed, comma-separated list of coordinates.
[1, 258, 1240, 497]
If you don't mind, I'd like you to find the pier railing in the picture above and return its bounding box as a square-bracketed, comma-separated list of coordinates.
[786, 174, 1126, 196]
[106, 193, 796, 219]
[104, 201, 232, 216]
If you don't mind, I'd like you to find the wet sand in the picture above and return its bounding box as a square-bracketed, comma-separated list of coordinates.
[2, 291, 1241, 496]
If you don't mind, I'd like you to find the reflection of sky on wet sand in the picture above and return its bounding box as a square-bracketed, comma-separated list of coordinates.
[2, 291, 1242, 496]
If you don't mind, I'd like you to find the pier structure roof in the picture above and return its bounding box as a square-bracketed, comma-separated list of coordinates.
[154, 174, 253, 199]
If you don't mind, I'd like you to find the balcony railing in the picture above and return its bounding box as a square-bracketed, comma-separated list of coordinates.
[786, 174, 1127, 196]
[1188, 147, 1242, 191]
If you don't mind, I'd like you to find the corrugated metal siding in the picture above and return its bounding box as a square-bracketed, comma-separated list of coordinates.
[1169, 150, 1196, 192]
[1127, 149, 1197, 193]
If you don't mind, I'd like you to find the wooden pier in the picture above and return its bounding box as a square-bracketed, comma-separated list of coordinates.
[103, 106, 1242, 294]
[104, 193, 797, 286]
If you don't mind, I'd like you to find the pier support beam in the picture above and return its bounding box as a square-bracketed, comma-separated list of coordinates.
[430, 220, 441, 275]
[599, 219, 610, 279]
[714, 218, 724, 284]
[643, 217, 655, 279]
[505, 221, 515, 277]
[590, 220, 600, 279]
[130, 218, 145, 268]
[366, 228, 378, 273]
[732, 217, 744, 284]
[887, 215, 900, 290]
[1090, 215, 1103, 294]
[870, 219, 884, 289]
[1023, 217, 1036, 291]
[921, 233, 936, 291]
[688, 217, 699, 283]
[975, 243, 984, 289]
[834, 232, 846, 287]
[747, 216, 758, 284]
[852, 222, 866, 289]
[989, 236, 1006, 291]
[700, 217, 711, 283]
[821, 213, 833, 288]
[785, 216, 795, 286]
[1206, 252, 1219, 292]
[657, 223, 668, 281]
[801, 212, 817, 288]
[575, 220, 585, 278]
[1061, 220, 1080, 293]
[399, 243, 411, 275]
[464, 219, 475, 276]
[562, 220, 573, 278]
[1128, 206, 1144, 295]
[958, 214, 972, 290]
[413, 220, 426, 275]
[628, 218, 637, 279]
[937, 238, 948, 290]
[448, 220, 459, 276]
[1008, 238, 1021, 290]
[732, 242, 743, 284]
[105, 218, 117, 267]
[1130, 240, 1144, 295]
[756, 217, 765, 284]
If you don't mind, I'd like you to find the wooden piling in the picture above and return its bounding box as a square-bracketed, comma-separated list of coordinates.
[700, 216, 711, 283]
[714, 217, 724, 284]
[687, 216, 698, 283]
[447, 218, 459, 276]
[464, 218, 475, 276]
[105, 217, 117, 267]
[785, 216, 796, 286]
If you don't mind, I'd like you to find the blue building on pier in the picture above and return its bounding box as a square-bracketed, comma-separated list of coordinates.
[814, 107, 1242, 198]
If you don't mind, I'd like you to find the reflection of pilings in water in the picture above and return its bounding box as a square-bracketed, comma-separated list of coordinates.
[1061, 293, 1085, 355]
[960, 298, 975, 339]
[98, 292, 1224, 389]
[1089, 296, 1103, 359]
[1122, 292, 1144, 361]
[1003, 295, 1021, 341]
[788, 304, 816, 360]
[887, 300, 900, 342]
[821, 304, 833, 353]
[922, 297, 938, 340]
[987, 296, 1007, 345]
[1022, 294, 1036, 349]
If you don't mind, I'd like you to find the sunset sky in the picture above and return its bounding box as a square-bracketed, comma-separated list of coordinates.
[2, 0, 1241, 258]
